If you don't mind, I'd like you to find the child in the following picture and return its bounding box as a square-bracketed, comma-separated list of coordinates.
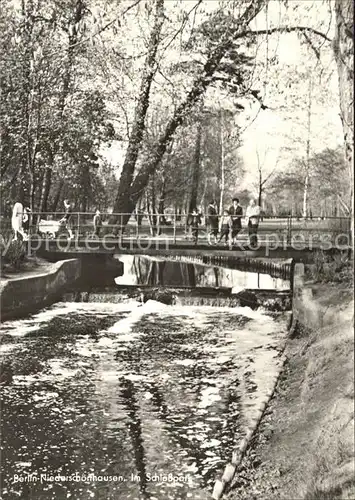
[207, 200, 218, 245]
[59, 199, 74, 239]
[218, 210, 232, 245]
[22, 207, 31, 237]
[188, 208, 201, 243]
[93, 209, 102, 238]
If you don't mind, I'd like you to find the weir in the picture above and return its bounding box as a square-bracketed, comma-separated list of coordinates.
[63, 287, 291, 311]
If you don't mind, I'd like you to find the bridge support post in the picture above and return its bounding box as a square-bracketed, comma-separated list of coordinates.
[173, 213, 177, 244]
[77, 213, 80, 241]
[287, 215, 292, 245]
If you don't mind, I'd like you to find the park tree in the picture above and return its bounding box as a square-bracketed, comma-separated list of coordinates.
[1, 0, 352, 236]
[269, 146, 349, 217]
[108, 0, 348, 228]
[0, 0, 119, 216]
[110, 0, 267, 226]
[229, 0, 352, 224]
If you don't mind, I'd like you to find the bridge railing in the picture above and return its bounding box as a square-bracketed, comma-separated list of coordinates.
[18, 212, 352, 244]
[1, 211, 351, 246]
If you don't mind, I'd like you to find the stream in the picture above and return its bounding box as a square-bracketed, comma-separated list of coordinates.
[0, 257, 290, 500]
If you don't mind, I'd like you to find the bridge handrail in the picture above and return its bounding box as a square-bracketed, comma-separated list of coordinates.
[25, 211, 351, 220]
[1, 210, 350, 248]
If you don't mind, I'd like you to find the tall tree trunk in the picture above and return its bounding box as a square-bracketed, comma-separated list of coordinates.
[200, 176, 207, 213]
[39, 0, 86, 213]
[189, 121, 202, 213]
[38, 165, 53, 214]
[52, 179, 64, 213]
[18, 0, 34, 205]
[303, 174, 309, 218]
[303, 77, 312, 218]
[40, 160, 52, 213]
[146, 179, 158, 236]
[158, 176, 166, 216]
[258, 170, 263, 208]
[219, 110, 225, 215]
[333, 0, 354, 242]
[112, 0, 165, 216]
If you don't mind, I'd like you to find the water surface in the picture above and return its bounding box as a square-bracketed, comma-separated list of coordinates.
[1, 300, 287, 500]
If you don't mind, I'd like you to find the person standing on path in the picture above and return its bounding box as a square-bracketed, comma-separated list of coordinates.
[59, 199, 74, 239]
[93, 209, 102, 238]
[206, 200, 219, 245]
[22, 207, 31, 237]
[11, 202, 28, 241]
[228, 197, 243, 245]
[245, 199, 261, 248]
[218, 209, 232, 245]
[188, 208, 201, 244]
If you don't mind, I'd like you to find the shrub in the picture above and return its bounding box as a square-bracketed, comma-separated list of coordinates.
[1, 239, 27, 269]
[307, 250, 353, 285]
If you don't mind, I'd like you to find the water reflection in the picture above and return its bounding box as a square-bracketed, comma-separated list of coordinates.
[114, 255, 289, 290]
[120, 377, 149, 498]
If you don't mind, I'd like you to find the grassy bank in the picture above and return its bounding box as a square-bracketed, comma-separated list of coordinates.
[0, 255, 53, 280]
[227, 283, 354, 500]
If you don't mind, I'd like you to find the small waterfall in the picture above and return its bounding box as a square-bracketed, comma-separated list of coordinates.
[61, 291, 142, 304]
[174, 296, 242, 308]
[61, 287, 291, 311]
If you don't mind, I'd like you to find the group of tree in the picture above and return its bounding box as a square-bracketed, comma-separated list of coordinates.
[0, 0, 119, 217]
[266, 146, 350, 217]
[0, 0, 353, 235]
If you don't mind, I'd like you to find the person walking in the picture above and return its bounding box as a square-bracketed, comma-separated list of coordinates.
[22, 207, 31, 237]
[59, 199, 74, 239]
[188, 208, 201, 244]
[245, 199, 261, 248]
[11, 202, 28, 241]
[93, 209, 102, 238]
[218, 209, 232, 245]
[229, 197, 243, 245]
[206, 200, 218, 245]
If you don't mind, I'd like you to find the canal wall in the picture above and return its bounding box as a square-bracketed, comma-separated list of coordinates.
[289, 263, 341, 335]
[0, 259, 81, 321]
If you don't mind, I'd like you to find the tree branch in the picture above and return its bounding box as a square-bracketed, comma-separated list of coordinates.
[159, 0, 203, 56]
[243, 26, 332, 42]
[128, 0, 267, 202]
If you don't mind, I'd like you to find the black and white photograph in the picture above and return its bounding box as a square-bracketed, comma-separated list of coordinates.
[0, 0, 353, 499]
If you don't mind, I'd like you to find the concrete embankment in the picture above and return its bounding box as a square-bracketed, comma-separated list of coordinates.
[0, 259, 81, 322]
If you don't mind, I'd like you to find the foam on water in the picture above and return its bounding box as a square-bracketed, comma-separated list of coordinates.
[107, 299, 166, 334]
[1, 301, 138, 337]
[1, 295, 288, 500]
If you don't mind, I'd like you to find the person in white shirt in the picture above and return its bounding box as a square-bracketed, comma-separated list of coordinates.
[245, 199, 261, 248]
[11, 202, 28, 241]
